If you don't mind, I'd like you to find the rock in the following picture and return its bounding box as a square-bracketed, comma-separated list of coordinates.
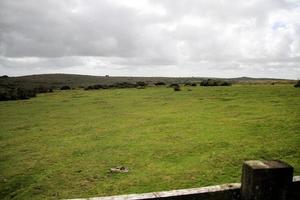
[110, 166, 129, 173]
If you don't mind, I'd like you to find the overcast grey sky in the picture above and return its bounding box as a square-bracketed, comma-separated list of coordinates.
[0, 0, 300, 78]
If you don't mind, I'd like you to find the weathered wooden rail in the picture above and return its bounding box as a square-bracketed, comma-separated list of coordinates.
[69, 160, 300, 200]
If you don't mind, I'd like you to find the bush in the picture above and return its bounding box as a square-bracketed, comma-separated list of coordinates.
[184, 82, 197, 86]
[174, 85, 181, 91]
[85, 82, 138, 90]
[85, 84, 108, 90]
[220, 81, 232, 86]
[84, 86, 93, 90]
[200, 79, 232, 86]
[154, 82, 166, 86]
[0, 88, 37, 101]
[60, 85, 71, 90]
[294, 80, 300, 88]
[136, 81, 148, 87]
[0, 75, 9, 79]
[111, 82, 137, 88]
[169, 83, 180, 88]
[34, 86, 52, 93]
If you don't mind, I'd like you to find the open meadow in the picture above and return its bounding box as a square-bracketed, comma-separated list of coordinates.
[0, 85, 299, 199]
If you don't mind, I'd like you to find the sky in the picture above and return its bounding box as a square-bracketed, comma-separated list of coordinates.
[0, 0, 300, 78]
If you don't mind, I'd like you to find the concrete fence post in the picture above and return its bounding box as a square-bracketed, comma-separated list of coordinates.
[241, 160, 293, 200]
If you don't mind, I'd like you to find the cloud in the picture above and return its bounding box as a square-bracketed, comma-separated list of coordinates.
[0, 0, 300, 78]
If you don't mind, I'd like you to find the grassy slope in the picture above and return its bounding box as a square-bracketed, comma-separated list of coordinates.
[0, 85, 299, 199]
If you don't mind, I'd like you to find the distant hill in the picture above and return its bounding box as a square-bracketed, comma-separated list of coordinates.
[0, 73, 295, 90]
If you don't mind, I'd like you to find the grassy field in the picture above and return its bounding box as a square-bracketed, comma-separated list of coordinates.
[0, 85, 299, 199]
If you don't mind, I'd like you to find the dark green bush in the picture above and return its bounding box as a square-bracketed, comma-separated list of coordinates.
[169, 83, 180, 88]
[0, 88, 37, 101]
[111, 82, 137, 88]
[60, 85, 71, 90]
[0, 75, 9, 79]
[154, 82, 166, 86]
[34, 86, 52, 93]
[294, 80, 300, 88]
[200, 79, 232, 86]
[174, 85, 181, 91]
[136, 81, 148, 87]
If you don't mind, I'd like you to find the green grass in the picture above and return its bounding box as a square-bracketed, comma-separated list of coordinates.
[0, 85, 299, 199]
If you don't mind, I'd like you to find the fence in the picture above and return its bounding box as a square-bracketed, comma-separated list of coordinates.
[69, 160, 300, 200]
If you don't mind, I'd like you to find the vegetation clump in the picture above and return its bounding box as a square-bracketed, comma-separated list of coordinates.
[0, 85, 54, 101]
[85, 82, 139, 90]
[1, 75, 9, 79]
[110, 82, 137, 88]
[173, 85, 181, 91]
[60, 85, 71, 90]
[154, 82, 166, 86]
[84, 84, 109, 90]
[294, 80, 300, 88]
[184, 82, 197, 86]
[0, 87, 36, 101]
[169, 83, 180, 88]
[136, 81, 148, 87]
[200, 79, 232, 86]
[34, 86, 53, 93]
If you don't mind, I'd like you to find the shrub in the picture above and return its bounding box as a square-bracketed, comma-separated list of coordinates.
[154, 82, 166, 86]
[61, 85, 71, 90]
[174, 85, 181, 91]
[0, 88, 37, 101]
[136, 81, 148, 87]
[84, 86, 94, 90]
[111, 82, 137, 88]
[294, 80, 300, 88]
[220, 81, 232, 86]
[169, 83, 180, 88]
[1, 75, 9, 79]
[92, 84, 102, 89]
[184, 82, 197, 86]
[85, 82, 138, 90]
[34, 86, 52, 93]
[200, 79, 231, 86]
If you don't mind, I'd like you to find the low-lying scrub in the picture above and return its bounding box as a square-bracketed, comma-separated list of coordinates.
[0, 86, 54, 101]
[184, 82, 197, 86]
[136, 81, 148, 87]
[0, 88, 36, 101]
[169, 83, 180, 88]
[85, 82, 148, 90]
[174, 86, 181, 91]
[60, 85, 71, 90]
[34, 86, 53, 93]
[154, 82, 166, 86]
[200, 79, 232, 86]
[169, 83, 181, 91]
